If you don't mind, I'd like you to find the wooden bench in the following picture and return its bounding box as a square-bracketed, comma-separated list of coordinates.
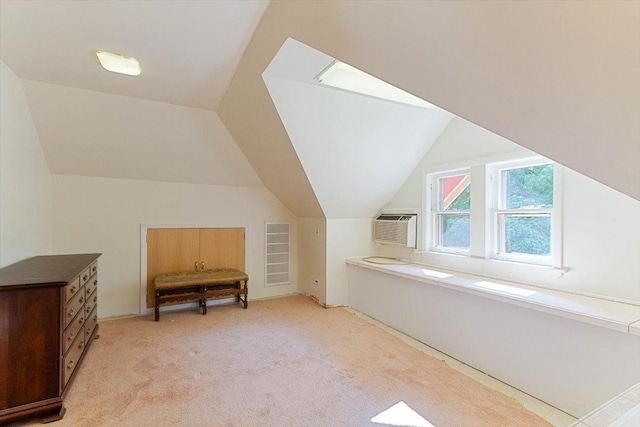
[154, 268, 248, 321]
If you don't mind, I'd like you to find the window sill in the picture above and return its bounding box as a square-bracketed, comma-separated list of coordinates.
[346, 257, 640, 336]
[412, 249, 566, 280]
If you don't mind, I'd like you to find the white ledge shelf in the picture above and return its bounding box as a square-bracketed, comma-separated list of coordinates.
[347, 258, 640, 335]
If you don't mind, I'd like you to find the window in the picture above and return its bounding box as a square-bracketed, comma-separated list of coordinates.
[428, 170, 471, 254]
[424, 157, 561, 268]
[492, 161, 555, 265]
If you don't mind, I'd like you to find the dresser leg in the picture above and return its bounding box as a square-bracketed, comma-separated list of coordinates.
[41, 405, 66, 423]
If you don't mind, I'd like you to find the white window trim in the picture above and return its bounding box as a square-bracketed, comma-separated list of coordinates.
[489, 157, 563, 267]
[426, 168, 472, 256]
[421, 155, 564, 272]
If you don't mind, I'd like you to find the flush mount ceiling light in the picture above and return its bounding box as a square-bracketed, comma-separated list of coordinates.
[96, 51, 141, 76]
[316, 60, 435, 108]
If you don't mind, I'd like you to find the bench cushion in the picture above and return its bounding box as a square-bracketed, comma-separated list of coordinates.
[155, 268, 248, 290]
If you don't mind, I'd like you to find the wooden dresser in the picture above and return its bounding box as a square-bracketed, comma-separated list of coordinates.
[0, 253, 101, 424]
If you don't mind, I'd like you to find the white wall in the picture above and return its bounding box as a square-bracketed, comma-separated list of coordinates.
[325, 218, 375, 307]
[382, 118, 640, 303]
[263, 38, 452, 219]
[297, 218, 327, 304]
[297, 218, 375, 308]
[21, 80, 263, 188]
[52, 175, 297, 319]
[348, 265, 640, 417]
[0, 61, 52, 267]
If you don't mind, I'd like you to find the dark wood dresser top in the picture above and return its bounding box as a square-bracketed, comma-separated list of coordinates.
[0, 254, 101, 288]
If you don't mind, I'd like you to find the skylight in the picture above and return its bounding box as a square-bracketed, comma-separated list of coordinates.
[316, 61, 435, 109]
[96, 51, 141, 76]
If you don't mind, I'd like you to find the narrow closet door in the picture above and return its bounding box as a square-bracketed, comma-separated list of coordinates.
[199, 228, 245, 272]
[146, 228, 200, 308]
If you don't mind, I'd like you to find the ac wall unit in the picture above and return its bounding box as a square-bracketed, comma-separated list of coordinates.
[373, 214, 417, 248]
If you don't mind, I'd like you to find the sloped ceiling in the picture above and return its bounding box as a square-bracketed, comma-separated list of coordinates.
[262, 39, 453, 218]
[219, 1, 640, 203]
[0, 0, 268, 111]
[22, 80, 263, 187]
[1, 1, 268, 190]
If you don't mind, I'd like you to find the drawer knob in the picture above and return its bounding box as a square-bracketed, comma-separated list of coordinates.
[67, 333, 74, 342]
[70, 285, 76, 294]
[93, 296, 97, 303]
[68, 309, 75, 318]
[87, 306, 91, 314]
[94, 279, 97, 285]
[79, 297, 84, 304]
[83, 274, 88, 281]
[67, 360, 75, 370]
[78, 340, 84, 350]
[92, 266, 97, 272]
[79, 317, 83, 325]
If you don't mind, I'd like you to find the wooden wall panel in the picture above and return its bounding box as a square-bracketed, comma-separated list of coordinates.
[146, 228, 245, 308]
[199, 228, 245, 271]
[146, 228, 199, 308]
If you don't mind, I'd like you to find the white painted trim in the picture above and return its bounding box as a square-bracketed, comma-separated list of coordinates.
[489, 158, 559, 267]
[139, 223, 250, 315]
[347, 258, 640, 334]
[552, 165, 564, 268]
[425, 167, 472, 254]
[421, 149, 535, 175]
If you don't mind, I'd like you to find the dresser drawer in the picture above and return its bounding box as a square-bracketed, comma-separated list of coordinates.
[63, 311, 85, 355]
[85, 289, 97, 317]
[80, 267, 91, 286]
[84, 276, 98, 297]
[90, 262, 98, 277]
[63, 333, 85, 387]
[64, 277, 82, 304]
[65, 287, 85, 328]
[84, 306, 98, 341]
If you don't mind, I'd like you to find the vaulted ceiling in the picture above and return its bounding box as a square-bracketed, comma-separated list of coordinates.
[0, 0, 267, 111]
[219, 1, 640, 206]
[1, 1, 638, 220]
[262, 39, 453, 218]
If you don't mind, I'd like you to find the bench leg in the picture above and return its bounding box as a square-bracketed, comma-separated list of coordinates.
[201, 285, 207, 315]
[155, 290, 160, 321]
[243, 280, 248, 309]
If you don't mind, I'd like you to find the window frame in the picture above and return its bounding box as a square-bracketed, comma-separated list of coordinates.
[426, 168, 472, 256]
[489, 158, 562, 267]
[422, 156, 563, 269]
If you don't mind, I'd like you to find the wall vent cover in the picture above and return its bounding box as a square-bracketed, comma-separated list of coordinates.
[265, 222, 290, 286]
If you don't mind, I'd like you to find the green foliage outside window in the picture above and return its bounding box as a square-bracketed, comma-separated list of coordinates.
[504, 215, 550, 255]
[446, 185, 471, 211]
[441, 184, 471, 248]
[502, 164, 554, 256]
[505, 164, 553, 209]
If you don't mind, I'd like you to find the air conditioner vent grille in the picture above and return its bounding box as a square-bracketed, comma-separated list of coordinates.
[373, 213, 417, 248]
[375, 222, 408, 243]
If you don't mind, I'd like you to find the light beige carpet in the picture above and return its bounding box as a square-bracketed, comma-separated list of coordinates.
[18, 295, 551, 426]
